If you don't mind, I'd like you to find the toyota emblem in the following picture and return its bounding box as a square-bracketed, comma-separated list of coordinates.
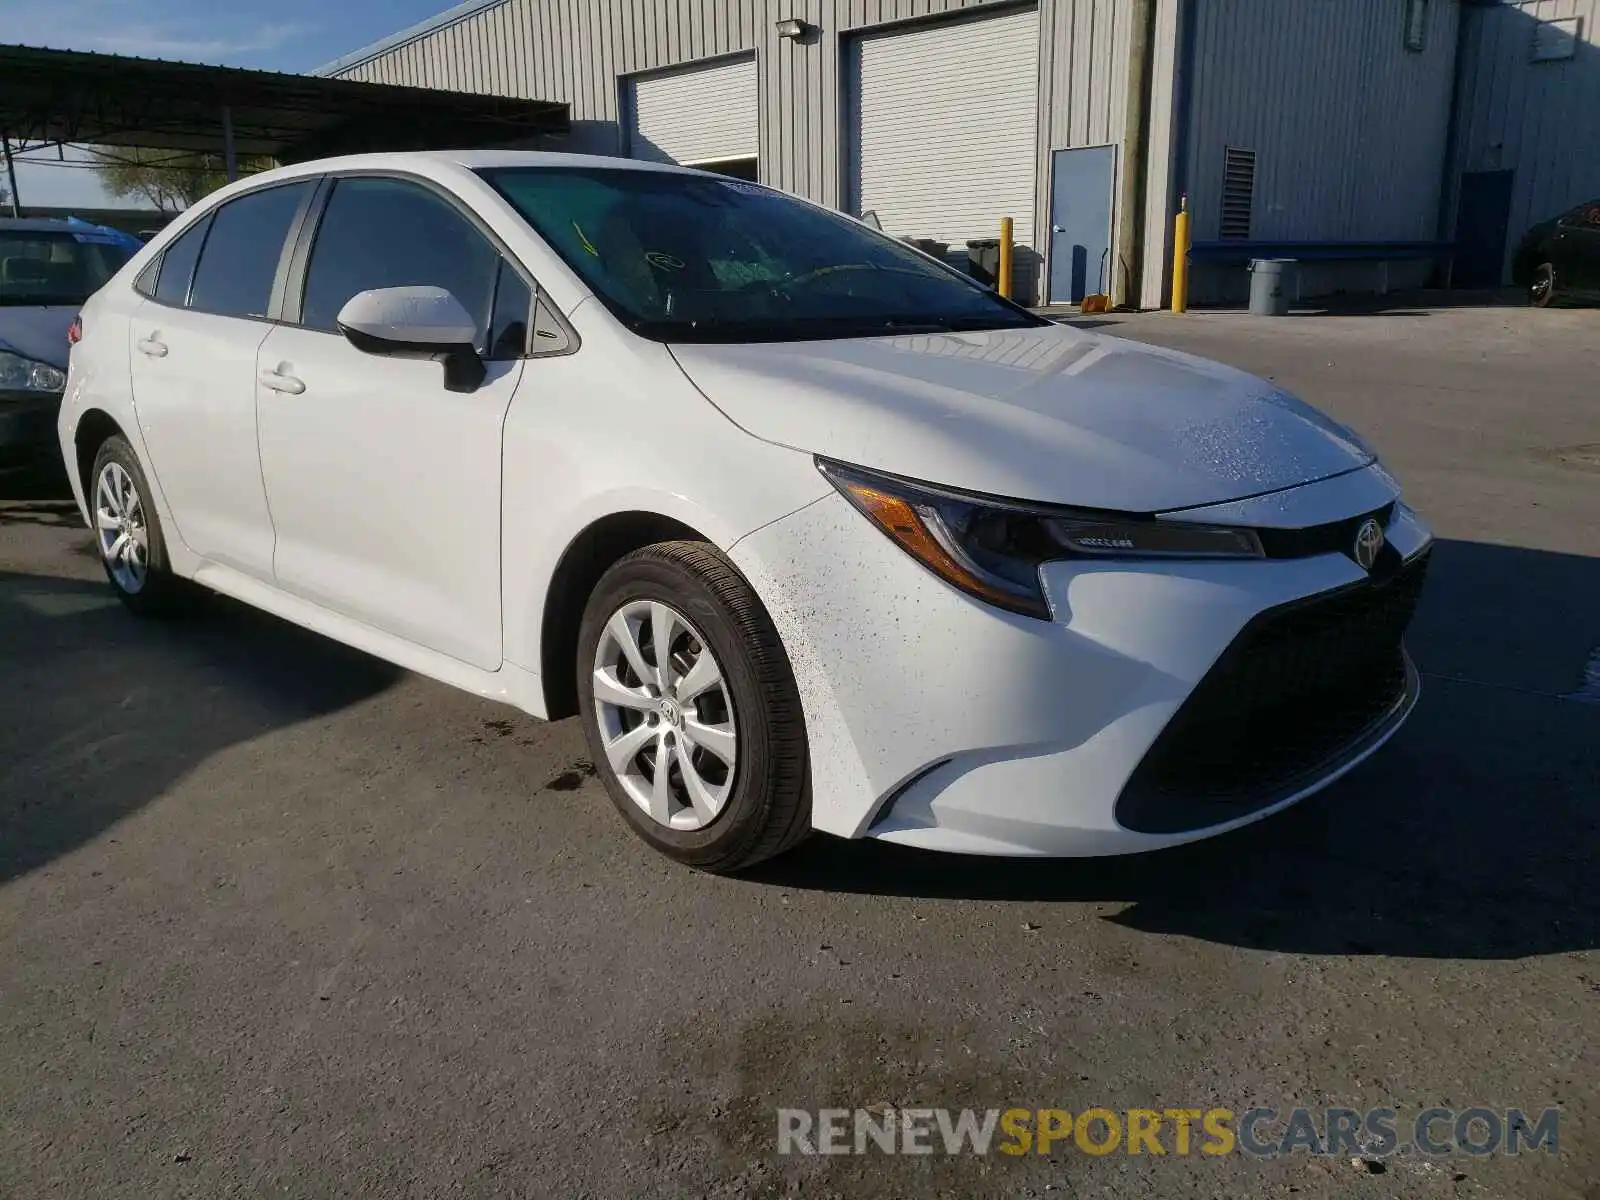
[1352, 517, 1386, 571]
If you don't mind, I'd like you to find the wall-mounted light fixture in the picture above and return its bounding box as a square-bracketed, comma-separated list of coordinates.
[775, 17, 811, 39]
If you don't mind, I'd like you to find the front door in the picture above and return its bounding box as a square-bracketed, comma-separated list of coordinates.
[1048, 147, 1116, 304]
[254, 175, 531, 671]
[1555, 202, 1600, 292]
[1455, 170, 1515, 287]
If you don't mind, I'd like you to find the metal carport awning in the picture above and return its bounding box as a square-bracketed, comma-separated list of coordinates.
[0, 43, 569, 181]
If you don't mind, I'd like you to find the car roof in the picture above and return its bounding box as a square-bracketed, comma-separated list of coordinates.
[0, 217, 104, 233]
[234, 149, 718, 191]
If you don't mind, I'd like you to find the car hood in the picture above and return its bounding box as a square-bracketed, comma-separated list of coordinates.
[0, 306, 77, 370]
[670, 323, 1375, 512]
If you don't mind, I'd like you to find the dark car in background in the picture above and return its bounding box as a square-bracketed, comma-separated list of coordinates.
[1512, 198, 1600, 308]
[1, 218, 140, 471]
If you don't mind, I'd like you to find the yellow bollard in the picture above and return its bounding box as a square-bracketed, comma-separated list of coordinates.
[1171, 196, 1190, 313]
[998, 216, 1014, 300]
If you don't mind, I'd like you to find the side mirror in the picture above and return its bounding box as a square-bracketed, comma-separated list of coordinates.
[336, 286, 486, 393]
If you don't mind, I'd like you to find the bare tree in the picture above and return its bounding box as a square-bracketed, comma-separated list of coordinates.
[90, 148, 273, 212]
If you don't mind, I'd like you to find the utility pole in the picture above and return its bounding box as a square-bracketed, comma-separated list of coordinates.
[2, 134, 21, 217]
[221, 106, 238, 183]
[1114, 0, 1157, 309]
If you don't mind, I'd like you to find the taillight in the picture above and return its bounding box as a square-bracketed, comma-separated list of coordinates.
[67, 316, 83, 346]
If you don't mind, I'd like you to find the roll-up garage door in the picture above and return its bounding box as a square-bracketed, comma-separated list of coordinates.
[626, 56, 759, 169]
[848, 7, 1040, 249]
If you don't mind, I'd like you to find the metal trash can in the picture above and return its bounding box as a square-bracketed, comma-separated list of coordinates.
[966, 238, 1002, 287]
[1248, 258, 1296, 316]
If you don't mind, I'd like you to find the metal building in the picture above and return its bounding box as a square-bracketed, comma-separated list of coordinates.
[1450, 0, 1600, 286]
[322, 0, 1600, 306]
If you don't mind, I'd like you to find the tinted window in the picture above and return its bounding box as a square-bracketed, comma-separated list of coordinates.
[153, 216, 211, 307]
[480, 166, 1044, 343]
[488, 259, 533, 359]
[300, 177, 499, 344]
[189, 183, 311, 319]
[0, 230, 136, 307]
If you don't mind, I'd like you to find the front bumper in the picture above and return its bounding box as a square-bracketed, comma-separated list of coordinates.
[729, 465, 1433, 857]
[0, 390, 65, 467]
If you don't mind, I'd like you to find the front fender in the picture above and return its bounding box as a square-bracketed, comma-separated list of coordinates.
[498, 318, 831, 691]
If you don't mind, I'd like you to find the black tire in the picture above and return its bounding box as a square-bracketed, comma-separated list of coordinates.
[1530, 262, 1559, 308]
[576, 540, 810, 872]
[88, 435, 187, 617]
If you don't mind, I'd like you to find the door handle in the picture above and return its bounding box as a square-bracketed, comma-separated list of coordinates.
[136, 335, 168, 359]
[1052, 225, 1065, 233]
[259, 369, 306, 395]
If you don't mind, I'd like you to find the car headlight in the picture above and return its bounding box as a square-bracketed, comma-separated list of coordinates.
[0, 350, 67, 393]
[818, 458, 1264, 621]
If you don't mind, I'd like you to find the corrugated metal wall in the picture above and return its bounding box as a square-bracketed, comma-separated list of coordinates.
[1181, 0, 1459, 243]
[332, 0, 1134, 264]
[1452, 0, 1600, 274]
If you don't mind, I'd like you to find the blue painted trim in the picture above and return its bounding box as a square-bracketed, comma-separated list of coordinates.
[1188, 240, 1454, 264]
[1171, 0, 1199, 212]
[314, 0, 511, 76]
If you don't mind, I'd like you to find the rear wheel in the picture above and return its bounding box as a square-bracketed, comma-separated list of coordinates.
[90, 436, 185, 616]
[576, 541, 810, 872]
[1530, 262, 1559, 308]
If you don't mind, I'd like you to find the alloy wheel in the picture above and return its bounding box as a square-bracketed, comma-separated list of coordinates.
[591, 599, 738, 831]
[95, 461, 149, 594]
[1532, 264, 1554, 305]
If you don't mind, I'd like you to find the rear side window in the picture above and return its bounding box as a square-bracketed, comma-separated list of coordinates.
[299, 177, 500, 346]
[189, 183, 311, 319]
[153, 216, 211, 307]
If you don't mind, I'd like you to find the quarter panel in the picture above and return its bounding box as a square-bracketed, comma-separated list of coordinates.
[56, 290, 199, 576]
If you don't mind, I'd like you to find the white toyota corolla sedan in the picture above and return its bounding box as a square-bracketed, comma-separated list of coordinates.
[57, 151, 1433, 872]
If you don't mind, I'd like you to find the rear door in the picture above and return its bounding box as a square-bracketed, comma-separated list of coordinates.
[254, 174, 529, 670]
[127, 182, 314, 578]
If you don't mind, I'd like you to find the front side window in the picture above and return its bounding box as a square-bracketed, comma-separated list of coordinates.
[299, 177, 501, 348]
[0, 230, 136, 307]
[189, 182, 312, 319]
[480, 166, 1043, 343]
[487, 259, 533, 359]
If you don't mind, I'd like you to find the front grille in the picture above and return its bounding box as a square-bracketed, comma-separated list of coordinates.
[1116, 550, 1431, 834]
[1255, 502, 1396, 561]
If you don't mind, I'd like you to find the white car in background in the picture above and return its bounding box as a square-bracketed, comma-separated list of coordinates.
[58, 151, 1433, 872]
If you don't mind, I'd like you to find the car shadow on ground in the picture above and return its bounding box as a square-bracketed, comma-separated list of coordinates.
[0, 567, 402, 887]
[751, 538, 1600, 961]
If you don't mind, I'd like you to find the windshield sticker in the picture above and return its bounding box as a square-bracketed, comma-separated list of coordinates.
[71, 233, 122, 245]
[719, 181, 773, 197]
[645, 250, 686, 271]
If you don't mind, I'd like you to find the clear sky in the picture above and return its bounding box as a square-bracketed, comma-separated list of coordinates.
[5, 0, 454, 208]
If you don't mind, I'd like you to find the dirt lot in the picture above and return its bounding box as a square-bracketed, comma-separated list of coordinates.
[2, 301, 1596, 1199]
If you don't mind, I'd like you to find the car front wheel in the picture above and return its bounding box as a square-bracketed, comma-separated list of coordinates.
[576, 541, 810, 872]
[1530, 262, 1559, 308]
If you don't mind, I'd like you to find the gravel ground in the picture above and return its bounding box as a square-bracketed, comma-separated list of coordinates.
[2, 300, 1596, 1199]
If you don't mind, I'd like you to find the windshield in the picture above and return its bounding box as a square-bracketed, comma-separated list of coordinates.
[0, 231, 136, 307]
[480, 166, 1044, 343]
